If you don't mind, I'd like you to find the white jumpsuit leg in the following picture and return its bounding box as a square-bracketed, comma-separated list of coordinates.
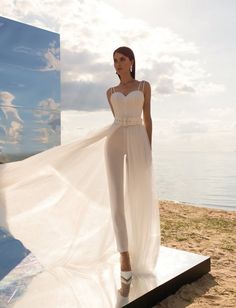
[104, 126, 129, 253]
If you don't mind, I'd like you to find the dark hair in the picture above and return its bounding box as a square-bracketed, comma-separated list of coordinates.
[113, 46, 135, 80]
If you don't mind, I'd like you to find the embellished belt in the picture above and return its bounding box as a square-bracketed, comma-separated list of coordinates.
[114, 117, 142, 126]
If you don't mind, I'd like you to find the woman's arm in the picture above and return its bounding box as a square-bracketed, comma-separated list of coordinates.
[142, 81, 152, 149]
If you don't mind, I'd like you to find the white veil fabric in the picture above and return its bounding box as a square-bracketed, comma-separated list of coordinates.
[0, 119, 161, 307]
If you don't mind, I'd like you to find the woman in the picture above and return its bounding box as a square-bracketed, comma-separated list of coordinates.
[0, 46, 160, 306]
[104, 46, 160, 298]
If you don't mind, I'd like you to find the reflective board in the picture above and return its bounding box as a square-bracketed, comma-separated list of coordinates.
[0, 16, 60, 163]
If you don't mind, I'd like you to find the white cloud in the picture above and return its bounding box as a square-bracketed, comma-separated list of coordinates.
[33, 98, 60, 143]
[32, 127, 51, 143]
[1, 0, 234, 152]
[14, 42, 60, 72]
[0, 91, 24, 144]
[1, 0, 224, 102]
[37, 42, 60, 72]
[37, 97, 60, 112]
[208, 107, 236, 118]
[0, 91, 24, 123]
[8, 120, 24, 144]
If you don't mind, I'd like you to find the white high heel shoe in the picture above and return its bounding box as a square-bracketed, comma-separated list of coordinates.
[118, 270, 132, 296]
[116, 271, 132, 307]
[120, 270, 132, 285]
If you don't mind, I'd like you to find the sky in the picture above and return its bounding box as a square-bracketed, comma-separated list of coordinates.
[0, 16, 60, 159]
[1, 0, 236, 153]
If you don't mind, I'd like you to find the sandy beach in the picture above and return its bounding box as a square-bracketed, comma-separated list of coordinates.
[154, 200, 236, 308]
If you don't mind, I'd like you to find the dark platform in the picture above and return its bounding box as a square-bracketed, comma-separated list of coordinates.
[121, 246, 211, 307]
[0, 230, 210, 307]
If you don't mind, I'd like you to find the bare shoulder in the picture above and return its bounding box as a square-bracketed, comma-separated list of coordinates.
[106, 87, 113, 100]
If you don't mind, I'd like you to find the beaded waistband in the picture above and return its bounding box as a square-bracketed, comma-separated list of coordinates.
[114, 117, 142, 126]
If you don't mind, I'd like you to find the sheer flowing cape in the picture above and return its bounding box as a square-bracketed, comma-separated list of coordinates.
[0, 120, 160, 307]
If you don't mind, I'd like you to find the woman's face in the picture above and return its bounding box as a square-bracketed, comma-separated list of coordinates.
[113, 52, 133, 75]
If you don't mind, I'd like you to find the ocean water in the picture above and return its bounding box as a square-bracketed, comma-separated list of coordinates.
[153, 150, 236, 212]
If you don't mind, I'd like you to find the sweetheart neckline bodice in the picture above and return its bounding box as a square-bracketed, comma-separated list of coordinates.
[111, 89, 144, 99]
[110, 89, 144, 119]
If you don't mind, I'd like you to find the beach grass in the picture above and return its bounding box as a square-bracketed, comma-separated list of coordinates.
[154, 200, 236, 307]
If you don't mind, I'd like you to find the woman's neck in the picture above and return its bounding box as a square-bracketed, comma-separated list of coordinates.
[120, 77, 135, 86]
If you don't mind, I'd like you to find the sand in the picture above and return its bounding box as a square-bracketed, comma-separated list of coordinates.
[154, 200, 236, 308]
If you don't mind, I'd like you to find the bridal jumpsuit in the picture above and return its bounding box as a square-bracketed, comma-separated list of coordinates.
[105, 80, 156, 254]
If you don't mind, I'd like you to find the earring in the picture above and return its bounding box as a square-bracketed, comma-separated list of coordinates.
[130, 65, 132, 72]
